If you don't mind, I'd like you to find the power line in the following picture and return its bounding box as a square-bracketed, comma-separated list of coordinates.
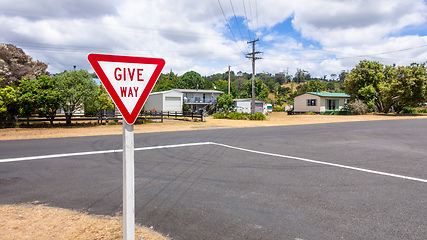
[217, 0, 247, 55]
[242, 0, 253, 40]
[229, 0, 245, 44]
[255, 0, 259, 33]
[248, 0, 255, 38]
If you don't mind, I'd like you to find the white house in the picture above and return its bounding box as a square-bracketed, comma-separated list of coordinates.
[175, 89, 224, 111]
[143, 89, 224, 113]
[143, 89, 183, 112]
[294, 92, 350, 113]
[234, 98, 267, 114]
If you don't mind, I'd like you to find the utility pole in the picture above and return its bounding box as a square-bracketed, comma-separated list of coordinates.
[228, 66, 231, 95]
[246, 38, 262, 114]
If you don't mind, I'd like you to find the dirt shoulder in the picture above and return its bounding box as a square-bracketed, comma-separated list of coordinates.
[1, 112, 427, 141]
[0, 203, 169, 240]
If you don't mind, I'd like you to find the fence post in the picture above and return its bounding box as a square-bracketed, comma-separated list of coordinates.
[161, 111, 163, 123]
[191, 111, 193, 120]
[175, 111, 177, 118]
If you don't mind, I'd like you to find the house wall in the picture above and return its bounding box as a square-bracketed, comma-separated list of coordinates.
[183, 92, 221, 104]
[163, 92, 183, 112]
[144, 93, 163, 111]
[321, 98, 347, 111]
[294, 94, 321, 112]
[234, 101, 267, 114]
[295, 94, 349, 112]
[235, 101, 252, 113]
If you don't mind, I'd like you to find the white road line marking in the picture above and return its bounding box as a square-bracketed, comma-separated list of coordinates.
[212, 143, 427, 184]
[1, 141, 426, 184]
[0, 142, 213, 163]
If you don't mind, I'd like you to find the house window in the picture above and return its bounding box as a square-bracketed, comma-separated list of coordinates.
[307, 99, 316, 106]
[326, 99, 338, 110]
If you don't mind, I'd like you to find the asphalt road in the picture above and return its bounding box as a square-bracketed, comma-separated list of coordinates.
[1, 119, 427, 239]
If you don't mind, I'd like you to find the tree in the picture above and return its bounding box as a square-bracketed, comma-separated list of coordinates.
[297, 79, 326, 93]
[345, 60, 427, 113]
[275, 71, 292, 84]
[344, 60, 390, 112]
[84, 85, 115, 120]
[152, 72, 179, 92]
[216, 94, 234, 111]
[17, 75, 60, 124]
[389, 63, 427, 112]
[213, 79, 238, 97]
[240, 78, 270, 101]
[293, 69, 311, 83]
[35, 76, 61, 124]
[54, 70, 97, 124]
[0, 79, 18, 116]
[0, 44, 48, 86]
[176, 71, 206, 89]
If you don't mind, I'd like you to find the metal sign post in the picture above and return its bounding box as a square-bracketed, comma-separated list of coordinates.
[88, 54, 165, 240]
[123, 122, 135, 240]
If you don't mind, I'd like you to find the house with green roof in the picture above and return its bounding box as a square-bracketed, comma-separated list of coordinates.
[294, 92, 350, 113]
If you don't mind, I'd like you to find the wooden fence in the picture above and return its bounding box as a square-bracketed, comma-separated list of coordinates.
[0, 111, 203, 126]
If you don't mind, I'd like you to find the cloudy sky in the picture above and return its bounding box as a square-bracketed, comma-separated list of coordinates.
[1, 0, 427, 78]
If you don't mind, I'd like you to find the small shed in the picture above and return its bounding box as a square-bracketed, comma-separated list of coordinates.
[144, 90, 183, 113]
[234, 98, 267, 114]
[294, 92, 350, 113]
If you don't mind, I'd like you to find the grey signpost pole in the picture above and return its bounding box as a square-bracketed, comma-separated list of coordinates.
[87, 53, 165, 240]
[123, 121, 135, 240]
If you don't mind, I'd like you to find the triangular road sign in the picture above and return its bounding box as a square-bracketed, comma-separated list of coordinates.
[88, 53, 165, 124]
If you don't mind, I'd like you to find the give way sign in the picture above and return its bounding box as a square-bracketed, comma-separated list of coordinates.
[88, 53, 165, 124]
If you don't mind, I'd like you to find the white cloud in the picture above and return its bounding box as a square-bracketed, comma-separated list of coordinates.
[0, 0, 426, 78]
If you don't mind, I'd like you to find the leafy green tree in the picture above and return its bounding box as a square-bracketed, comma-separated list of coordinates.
[84, 85, 115, 118]
[213, 79, 238, 97]
[152, 72, 179, 92]
[389, 63, 427, 112]
[17, 75, 60, 124]
[176, 71, 206, 89]
[257, 73, 276, 93]
[54, 70, 97, 124]
[345, 60, 390, 112]
[35, 76, 61, 124]
[293, 69, 311, 83]
[0, 79, 18, 116]
[345, 60, 427, 113]
[297, 79, 326, 93]
[216, 94, 234, 111]
[17, 78, 38, 118]
[240, 78, 270, 101]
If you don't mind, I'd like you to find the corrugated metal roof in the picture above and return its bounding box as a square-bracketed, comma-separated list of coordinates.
[306, 92, 350, 97]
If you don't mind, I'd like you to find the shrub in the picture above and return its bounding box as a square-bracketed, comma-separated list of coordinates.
[401, 107, 427, 114]
[213, 112, 227, 119]
[248, 112, 267, 120]
[213, 111, 266, 121]
[305, 111, 316, 115]
[401, 107, 415, 114]
[273, 105, 283, 112]
[227, 112, 245, 120]
[414, 107, 427, 114]
[348, 99, 369, 115]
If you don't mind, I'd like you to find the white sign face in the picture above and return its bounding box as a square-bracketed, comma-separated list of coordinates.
[88, 53, 165, 124]
[98, 61, 157, 113]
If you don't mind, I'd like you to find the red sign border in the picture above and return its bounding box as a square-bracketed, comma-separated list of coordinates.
[88, 53, 165, 124]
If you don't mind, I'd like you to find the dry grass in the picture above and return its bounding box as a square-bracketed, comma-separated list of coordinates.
[1, 112, 427, 141]
[0, 203, 168, 240]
